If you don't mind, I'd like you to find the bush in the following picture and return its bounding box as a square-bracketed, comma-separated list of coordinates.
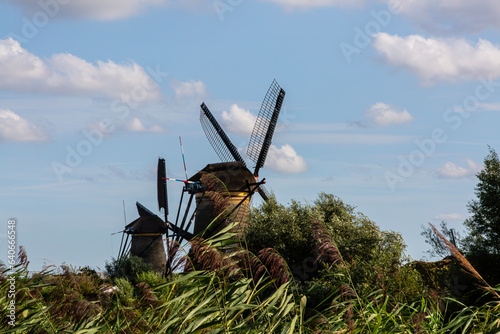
[105, 254, 155, 282]
[245, 196, 316, 280]
[135, 270, 163, 286]
[245, 193, 424, 307]
[114, 277, 135, 306]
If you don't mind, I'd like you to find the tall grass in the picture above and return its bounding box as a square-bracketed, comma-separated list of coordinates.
[1, 223, 500, 333]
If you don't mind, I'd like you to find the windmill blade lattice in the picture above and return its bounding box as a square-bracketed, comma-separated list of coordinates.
[257, 184, 270, 201]
[247, 79, 286, 177]
[200, 103, 246, 165]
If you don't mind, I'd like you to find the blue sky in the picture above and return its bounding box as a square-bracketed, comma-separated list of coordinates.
[1, 0, 500, 272]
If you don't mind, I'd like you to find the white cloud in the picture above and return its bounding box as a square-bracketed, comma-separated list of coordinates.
[365, 102, 414, 126]
[389, 0, 500, 34]
[437, 159, 482, 178]
[0, 38, 160, 99]
[172, 80, 206, 100]
[220, 104, 256, 136]
[7, 0, 166, 21]
[434, 213, 465, 221]
[0, 109, 49, 142]
[373, 33, 500, 84]
[126, 118, 164, 133]
[260, 0, 365, 9]
[479, 103, 500, 111]
[265, 144, 307, 174]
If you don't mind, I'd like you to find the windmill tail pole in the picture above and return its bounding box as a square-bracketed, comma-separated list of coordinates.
[117, 231, 125, 261]
[177, 193, 195, 241]
[182, 207, 198, 242]
[165, 241, 177, 279]
[175, 188, 185, 227]
[118, 233, 130, 262]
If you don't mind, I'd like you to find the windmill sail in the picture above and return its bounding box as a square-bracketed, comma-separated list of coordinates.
[257, 184, 270, 201]
[247, 80, 286, 177]
[157, 157, 168, 217]
[200, 103, 246, 165]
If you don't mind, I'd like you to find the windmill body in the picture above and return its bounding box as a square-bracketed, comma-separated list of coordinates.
[189, 162, 257, 236]
[125, 208, 168, 274]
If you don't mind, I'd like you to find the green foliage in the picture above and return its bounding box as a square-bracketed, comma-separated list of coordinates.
[2, 229, 500, 333]
[135, 270, 165, 287]
[105, 253, 155, 282]
[315, 193, 409, 288]
[4, 195, 500, 333]
[245, 196, 315, 278]
[78, 265, 101, 281]
[463, 146, 500, 256]
[245, 193, 420, 304]
[114, 277, 134, 306]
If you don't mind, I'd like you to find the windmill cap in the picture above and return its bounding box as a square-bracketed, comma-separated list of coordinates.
[125, 215, 168, 234]
[189, 162, 257, 192]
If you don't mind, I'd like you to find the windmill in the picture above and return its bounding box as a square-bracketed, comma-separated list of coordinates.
[192, 79, 286, 237]
[116, 157, 192, 275]
[114, 80, 286, 276]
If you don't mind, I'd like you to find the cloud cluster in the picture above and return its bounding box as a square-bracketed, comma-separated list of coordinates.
[434, 213, 465, 221]
[479, 103, 500, 111]
[0, 38, 160, 99]
[221, 104, 256, 137]
[9, 0, 500, 34]
[437, 159, 481, 178]
[365, 102, 414, 126]
[126, 118, 164, 133]
[261, 0, 500, 34]
[265, 144, 307, 174]
[6, 0, 165, 21]
[373, 33, 500, 84]
[0, 109, 49, 142]
[391, 0, 500, 34]
[172, 80, 206, 100]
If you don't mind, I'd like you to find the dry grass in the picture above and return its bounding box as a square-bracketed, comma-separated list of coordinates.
[312, 219, 345, 269]
[429, 223, 500, 300]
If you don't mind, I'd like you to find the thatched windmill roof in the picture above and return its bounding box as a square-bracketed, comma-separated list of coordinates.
[189, 162, 257, 192]
[125, 215, 168, 234]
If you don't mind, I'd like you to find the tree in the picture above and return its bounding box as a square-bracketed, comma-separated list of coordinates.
[105, 254, 155, 282]
[244, 193, 419, 301]
[462, 146, 500, 256]
[421, 221, 462, 259]
[244, 196, 315, 280]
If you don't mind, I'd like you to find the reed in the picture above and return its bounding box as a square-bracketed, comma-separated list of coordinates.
[2, 225, 500, 333]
